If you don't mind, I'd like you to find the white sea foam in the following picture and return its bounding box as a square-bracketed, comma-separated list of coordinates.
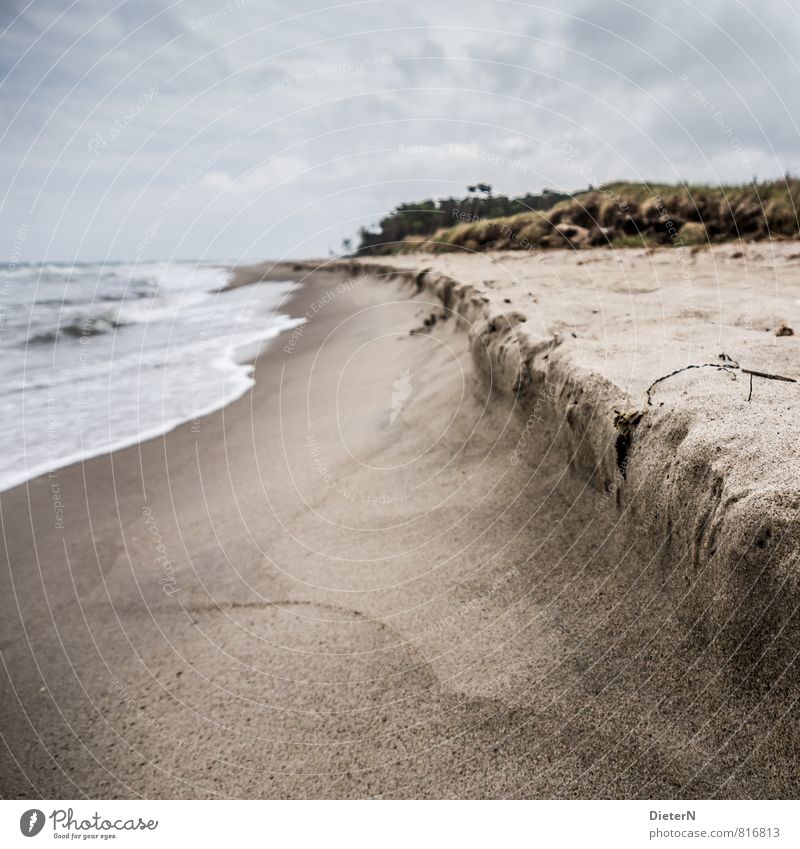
[0, 260, 301, 492]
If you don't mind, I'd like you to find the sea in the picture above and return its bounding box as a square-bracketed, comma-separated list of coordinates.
[0, 260, 302, 492]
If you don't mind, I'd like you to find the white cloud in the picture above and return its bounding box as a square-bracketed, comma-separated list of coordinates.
[198, 154, 309, 194]
[1, 0, 799, 261]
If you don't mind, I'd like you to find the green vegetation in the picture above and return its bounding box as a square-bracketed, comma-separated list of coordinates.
[353, 185, 571, 254]
[353, 178, 800, 255]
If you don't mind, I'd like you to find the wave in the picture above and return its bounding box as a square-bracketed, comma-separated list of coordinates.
[26, 313, 127, 344]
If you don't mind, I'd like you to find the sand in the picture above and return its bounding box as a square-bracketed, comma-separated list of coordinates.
[1, 248, 799, 799]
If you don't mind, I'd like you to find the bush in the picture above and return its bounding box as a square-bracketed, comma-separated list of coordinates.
[678, 221, 707, 245]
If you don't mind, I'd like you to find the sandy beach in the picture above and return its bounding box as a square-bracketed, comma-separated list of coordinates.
[2, 249, 799, 799]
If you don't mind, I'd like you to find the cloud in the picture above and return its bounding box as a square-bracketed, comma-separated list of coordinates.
[198, 154, 309, 194]
[1, 0, 799, 261]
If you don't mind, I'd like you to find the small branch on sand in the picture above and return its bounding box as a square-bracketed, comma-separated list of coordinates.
[741, 368, 797, 383]
[646, 361, 739, 406]
[646, 353, 796, 406]
[743, 367, 797, 402]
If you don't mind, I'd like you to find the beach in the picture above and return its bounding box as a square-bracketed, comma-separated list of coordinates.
[2, 249, 799, 799]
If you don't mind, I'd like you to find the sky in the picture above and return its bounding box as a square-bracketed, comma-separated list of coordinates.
[1, 0, 799, 262]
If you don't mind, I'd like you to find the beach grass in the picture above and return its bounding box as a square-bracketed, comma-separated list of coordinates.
[356, 177, 800, 254]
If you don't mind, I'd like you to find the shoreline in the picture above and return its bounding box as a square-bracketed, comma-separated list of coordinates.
[2, 251, 799, 798]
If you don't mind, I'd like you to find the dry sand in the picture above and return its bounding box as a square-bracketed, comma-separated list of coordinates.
[1, 246, 799, 799]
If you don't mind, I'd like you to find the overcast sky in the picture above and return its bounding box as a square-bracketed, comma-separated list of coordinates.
[1, 0, 799, 262]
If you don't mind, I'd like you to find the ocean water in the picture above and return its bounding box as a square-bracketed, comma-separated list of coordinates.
[0, 260, 301, 492]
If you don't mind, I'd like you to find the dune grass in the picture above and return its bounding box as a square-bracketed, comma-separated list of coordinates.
[356, 178, 800, 255]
